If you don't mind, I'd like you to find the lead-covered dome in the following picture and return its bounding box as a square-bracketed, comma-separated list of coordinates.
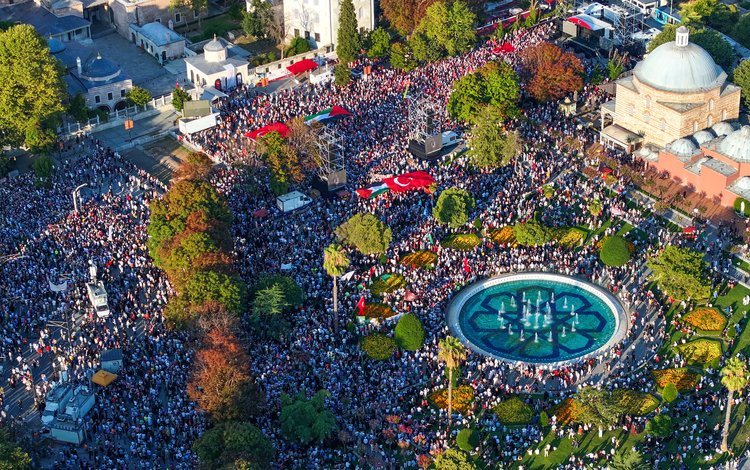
[80, 53, 120, 82]
[712, 121, 736, 136]
[635, 26, 725, 93]
[720, 126, 750, 162]
[693, 130, 715, 145]
[667, 138, 698, 157]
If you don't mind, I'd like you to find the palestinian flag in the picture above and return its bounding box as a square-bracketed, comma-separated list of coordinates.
[304, 106, 352, 125]
[355, 182, 389, 199]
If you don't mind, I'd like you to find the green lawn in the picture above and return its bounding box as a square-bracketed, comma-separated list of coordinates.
[179, 14, 241, 41]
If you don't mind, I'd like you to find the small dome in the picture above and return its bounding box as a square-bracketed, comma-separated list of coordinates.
[203, 35, 225, 52]
[667, 138, 698, 157]
[693, 130, 715, 145]
[712, 121, 736, 137]
[736, 177, 750, 191]
[47, 37, 65, 54]
[635, 28, 725, 93]
[719, 126, 750, 162]
[80, 53, 120, 81]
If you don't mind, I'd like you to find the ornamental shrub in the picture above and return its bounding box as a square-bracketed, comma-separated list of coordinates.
[662, 382, 678, 403]
[539, 410, 549, 427]
[599, 236, 631, 267]
[513, 221, 552, 246]
[394, 313, 425, 351]
[492, 397, 533, 425]
[456, 428, 479, 452]
[360, 334, 396, 360]
[646, 414, 673, 437]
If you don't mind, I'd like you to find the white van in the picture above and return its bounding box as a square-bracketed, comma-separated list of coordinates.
[86, 281, 111, 318]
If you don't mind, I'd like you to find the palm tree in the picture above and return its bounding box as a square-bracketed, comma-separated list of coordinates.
[721, 357, 748, 452]
[438, 336, 467, 429]
[323, 243, 350, 331]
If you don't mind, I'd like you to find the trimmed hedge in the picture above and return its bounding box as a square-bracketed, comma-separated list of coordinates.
[599, 236, 631, 267]
[394, 313, 425, 351]
[492, 397, 533, 425]
[360, 334, 396, 360]
[456, 428, 480, 452]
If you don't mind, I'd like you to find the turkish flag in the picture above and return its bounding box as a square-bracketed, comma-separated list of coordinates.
[382, 171, 435, 193]
[357, 296, 366, 316]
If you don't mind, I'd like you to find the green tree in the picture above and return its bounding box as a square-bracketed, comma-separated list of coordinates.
[647, 245, 710, 301]
[577, 388, 620, 435]
[409, 32, 442, 64]
[456, 428, 479, 452]
[447, 62, 519, 123]
[32, 155, 54, 181]
[438, 336, 467, 429]
[599, 236, 631, 267]
[433, 448, 475, 470]
[539, 410, 549, 427]
[662, 382, 679, 403]
[323, 243, 350, 331]
[433, 188, 475, 228]
[390, 42, 415, 71]
[360, 333, 397, 360]
[646, 414, 673, 437]
[250, 274, 304, 309]
[336, 213, 392, 255]
[336, 0, 360, 65]
[172, 86, 192, 112]
[334, 63, 351, 86]
[466, 107, 518, 169]
[513, 220, 552, 246]
[648, 24, 733, 70]
[734, 60, 750, 108]
[25, 121, 57, 154]
[286, 36, 311, 56]
[0, 427, 31, 470]
[588, 198, 603, 217]
[193, 421, 275, 468]
[418, 1, 476, 56]
[250, 284, 289, 339]
[720, 357, 748, 452]
[367, 27, 391, 59]
[733, 14, 750, 50]
[394, 313, 425, 350]
[280, 390, 337, 443]
[611, 447, 647, 470]
[67, 93, 89, 122]
[0, 25, 65, 149]
[447, 72, 486, 123]
[183, 270, 246, 314]
[242, 0, 274, 38]
[679, 0, 738, 32]
[126, 86, 152, 107]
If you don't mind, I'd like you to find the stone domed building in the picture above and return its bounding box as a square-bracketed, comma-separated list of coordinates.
[600, 26, 747, 207]
[65, 52, 132, 113]
[184, 36, 250, 95]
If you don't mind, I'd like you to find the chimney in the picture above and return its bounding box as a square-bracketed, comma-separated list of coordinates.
[76, 56, 82, 75]
[168, 19, 174, 30]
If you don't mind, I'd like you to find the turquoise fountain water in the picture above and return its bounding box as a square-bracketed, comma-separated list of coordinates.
[447, 273, 627, 366]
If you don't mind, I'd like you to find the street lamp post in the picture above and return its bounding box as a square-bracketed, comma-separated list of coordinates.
[72, 183, 88, 214]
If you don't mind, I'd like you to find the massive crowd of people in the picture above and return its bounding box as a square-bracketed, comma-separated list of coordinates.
[0, 19, 747, 469]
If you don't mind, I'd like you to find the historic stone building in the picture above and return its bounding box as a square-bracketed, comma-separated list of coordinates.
[600, 26, 741, 151]
[599, 26, 748, 207]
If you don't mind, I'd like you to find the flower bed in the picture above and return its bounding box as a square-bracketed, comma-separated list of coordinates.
[555, 227, 587, 248]
[400, 250, 438, 268]
[489, 227, 516, 245]
[550, 390, 658, 426]
[676, 338, 723, 366]
[361, 302, 397, 319]
[652, 368, 700, 391]
[370, 273, 406, 297]
[492, 397, 533, 425]
[550, 398, 585, 426]
[682, 307, 727, 332]
[441, 233, 481, 251]
[428, 385, 475, 415]
[613, 390, 660, 416]
[360, 334, 396, 360]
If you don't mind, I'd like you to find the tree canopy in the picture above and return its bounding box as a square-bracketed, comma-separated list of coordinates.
[448, 61, 520, 123]
[417, 1, 476, 57]
[513, 220, 552, 246]
[433, 448, 476, 470]
[126, 86, 152, 107]
[433, 187, 475, 228]
[520, 43, 583, 102]
[394, 313, 425, 351]
[648, 24, 734, 70]
[679, 0, 739, 33]
[242, 0, 274, 38]
[0, 24, 65, 150]
[336, 213, 392, 255]
[734, 59, 750, 108]
[381, 0, 438, 35]
[599, 236, 631, 267]
[466, 107, 518, 169]
[367, 27, 391, 59]
[193, 421, 275, 469]
[336, 0, 360, 65]
[647, 245, 710, 301]
[280, 390, 338, 443]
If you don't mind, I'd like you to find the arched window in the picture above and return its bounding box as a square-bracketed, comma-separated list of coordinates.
[707, 115, 713, 127]
[709, 99, 715, 111]
[643, 95, 651, 108]
[722, 109, 728, 120]
[644, 112, 651, 124]
[693, 121, 699, 133]
[660, 119, 667, 131]
[628, 104, 635, 116]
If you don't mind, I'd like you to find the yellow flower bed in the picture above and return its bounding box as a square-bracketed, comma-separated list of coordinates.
[428, 385, 475, 415]
[555, 228, 587, 248]
[370, 274, 406, 296]
[441, 233, 481, 251]
[401, 250, 438, 268]
[652, 368, 700, 391]
[489, 227, 516, 245]
[676, 338, 723, 366]
[683, 307, 727, 332]
[362, 303, 397, 319]
[551, 398, 585, 426]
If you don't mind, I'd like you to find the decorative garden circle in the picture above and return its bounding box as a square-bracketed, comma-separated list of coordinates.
[447, 273, 628, 367]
